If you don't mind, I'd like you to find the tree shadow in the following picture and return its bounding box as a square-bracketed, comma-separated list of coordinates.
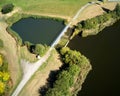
[38, 63, 69, 96]
[38, 70, 59, 96]
[101, 7, 111, 13]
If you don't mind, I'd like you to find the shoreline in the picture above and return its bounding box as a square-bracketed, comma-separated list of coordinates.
[0, 1, 119, 95]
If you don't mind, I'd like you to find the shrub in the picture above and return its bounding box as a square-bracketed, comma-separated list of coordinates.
[0, 55, 3, 67]
[0, 81, 5, 94]
[1, 4, 14, 14]
[34, 44, 48, 56]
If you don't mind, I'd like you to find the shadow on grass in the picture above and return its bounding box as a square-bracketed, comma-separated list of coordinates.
[38, 63, 69, 96]
[38, 70, 59, 96]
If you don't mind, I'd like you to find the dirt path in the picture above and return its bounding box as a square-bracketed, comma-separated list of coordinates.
[74, 2, 117, 24]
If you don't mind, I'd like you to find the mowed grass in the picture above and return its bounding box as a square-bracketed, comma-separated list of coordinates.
[0, 0, 94, 17]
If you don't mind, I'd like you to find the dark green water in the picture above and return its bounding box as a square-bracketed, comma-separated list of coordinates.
[11, 17, 65, 45]
[68, 20, 120, 96]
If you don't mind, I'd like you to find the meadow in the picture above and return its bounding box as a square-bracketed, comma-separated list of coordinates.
[0, 0, 93, 18]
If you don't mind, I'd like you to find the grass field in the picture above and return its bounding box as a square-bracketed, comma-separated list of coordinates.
[0, 0, 94, 18]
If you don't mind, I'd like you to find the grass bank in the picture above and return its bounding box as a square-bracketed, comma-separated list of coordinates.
[70, 3, 120, 38]
[0, 0, 94, 18]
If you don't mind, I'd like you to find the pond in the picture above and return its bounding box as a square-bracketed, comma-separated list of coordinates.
[11, 17, 65, 45]
[68, 20, 120, 96]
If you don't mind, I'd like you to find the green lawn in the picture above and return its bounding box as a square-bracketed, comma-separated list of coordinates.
[0, 0, 94, 17]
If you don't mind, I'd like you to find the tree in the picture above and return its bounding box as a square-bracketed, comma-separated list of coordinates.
[0, 81, 5, 94]
[64, 50, 81, 65]
[68, 64, 80, 77]
[45, 88, 63, 96]
[60, 47, 70, 55]
[2, 72, 10, 82]
[1, 4, 14, 14]
[34, 44, 47, 56]
[114, 4, 120, 16]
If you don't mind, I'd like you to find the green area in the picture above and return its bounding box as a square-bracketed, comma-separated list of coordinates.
[0, 54, 10, 96]
[0, 0, 94, 17]
[45, 47, 90, 96]
[24, 41, 49, 57]
[1, 3, 14, 14]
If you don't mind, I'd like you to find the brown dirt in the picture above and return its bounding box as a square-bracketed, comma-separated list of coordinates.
[19, 50, 62, 96]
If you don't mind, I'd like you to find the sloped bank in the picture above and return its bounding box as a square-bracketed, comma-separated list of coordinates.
[43, 47, 91, 96]
[70, 3, 120, 38]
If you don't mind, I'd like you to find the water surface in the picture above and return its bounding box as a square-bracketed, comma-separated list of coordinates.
[68, 20, 120, 96]
[11, 17, 65, 45]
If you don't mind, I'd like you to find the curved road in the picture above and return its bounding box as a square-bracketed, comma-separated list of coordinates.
[11, 2, 96, 96]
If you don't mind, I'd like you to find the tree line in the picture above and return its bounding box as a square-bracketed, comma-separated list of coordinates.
[73, 4, 120, 37]
[44, 47, 90, 96]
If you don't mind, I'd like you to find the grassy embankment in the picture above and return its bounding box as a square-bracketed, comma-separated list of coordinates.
[0, 0, 94, 20]
[72, 3, 120, 37]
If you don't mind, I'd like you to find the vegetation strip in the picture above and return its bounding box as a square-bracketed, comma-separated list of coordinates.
[71, 3, 120, 38]
[44, 47, 91, 96]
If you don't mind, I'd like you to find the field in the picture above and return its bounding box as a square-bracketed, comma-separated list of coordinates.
[0, 0, 94, 19]
[0, 21, 22, 95]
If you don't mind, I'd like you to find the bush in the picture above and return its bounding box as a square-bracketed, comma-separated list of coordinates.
[81, 18, 98, 29]
[45, 65, 80, 96]
[1, 4, 14, 14]
[60, 47, 90, 67]
[34, 44, 48, 56]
